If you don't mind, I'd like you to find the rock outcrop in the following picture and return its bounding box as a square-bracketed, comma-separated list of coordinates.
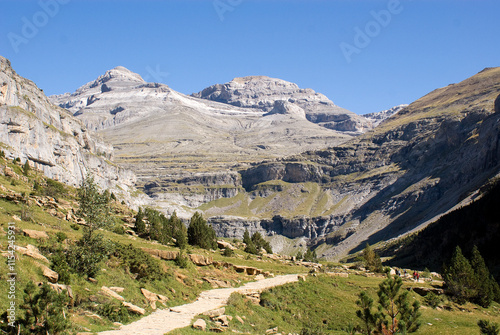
[0, 56, 140, 205]
[193, 75, 372, 133]
[363, 104, 408, 127]
[51, 67, 355, 215]
[211, 67, 500, 260]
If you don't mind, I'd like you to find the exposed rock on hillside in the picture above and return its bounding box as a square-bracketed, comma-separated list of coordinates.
[220, 67, 500, 259]
[51, 68, 356, 213]
[363, 104, 408, 127]
[0, 56, 138, 202]
[193, 75, 372, 133]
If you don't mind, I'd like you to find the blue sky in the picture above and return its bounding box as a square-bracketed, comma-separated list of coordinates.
[1, 0, 499, 115]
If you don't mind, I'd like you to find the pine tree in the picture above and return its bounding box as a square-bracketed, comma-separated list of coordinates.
[303, 248, 318, 262]
[135, 207, 146, 236]
[171, 211, 188, 249]
[187, 212, 217, 250]
[471, 246, 494, 307]
[355, 273, 420, 334]
[443, 246, 477, 304]
[19, 282, 70, 334]
[243, 229, 258, 254]
[377, 273, 421, 334]
[243, 229, 252, 245]
[362, 243, 383, 273]
[356, 291, 378, 334]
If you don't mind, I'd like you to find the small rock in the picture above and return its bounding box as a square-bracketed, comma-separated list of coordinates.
[193, 318, 207, 331]
[42, 266, 59, 283]
[236, 315, 244, 324]
[88, 277, 97, 283]
[23, 229, 49, 239]
[204, 307, 225, 318]
[255, 274, 265, 280]
[109, 287, 125, 293]
[122, 301, 145, 315]
[100, 286, 125, 301]
[217, 315, 231, 326]
[298, 275, 307, 282]
[266, 327, 278, 334]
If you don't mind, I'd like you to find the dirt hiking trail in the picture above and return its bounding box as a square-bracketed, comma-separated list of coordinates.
[99, 274, 299, 335]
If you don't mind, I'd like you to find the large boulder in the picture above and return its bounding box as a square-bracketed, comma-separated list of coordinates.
[189, 254, 213, 266]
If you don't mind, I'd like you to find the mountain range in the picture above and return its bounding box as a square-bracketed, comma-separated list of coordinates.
[3, 54, 500, 260]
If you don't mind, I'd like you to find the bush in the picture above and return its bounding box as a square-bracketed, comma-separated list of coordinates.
[17, 282, 70, 334]
[55, 232, 67, 243]
[66, 230, 114, 278]
[113, 243, 163, 281]
[70, 223, 80, 231]
[97, 302, 130, 323]
[424, 292, 441, 309]
[478, 320, 500, 335]
[222, 248, 234, 257]
[175, 251, 191, 269]
[43, 178, 68, 199]
[50, 249, 72, 284]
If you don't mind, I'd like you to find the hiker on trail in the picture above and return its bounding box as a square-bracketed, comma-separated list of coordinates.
[416, 272, 420, 282]
[413, 271, 417, 281]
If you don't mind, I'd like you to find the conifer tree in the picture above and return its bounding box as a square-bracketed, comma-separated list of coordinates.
[187, 212, 217, 249]
[171, 211, 188, 249]
[356, 291, 378, 335]
[362, 243, 383, 272]
[135, 207, 146, 236]
[471, 245, 494, 307]
[443, 246, 477, 304]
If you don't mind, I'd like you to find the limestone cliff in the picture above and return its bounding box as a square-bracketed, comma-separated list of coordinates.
[193, 75, 372, 133]
[0, 56, 141, 204]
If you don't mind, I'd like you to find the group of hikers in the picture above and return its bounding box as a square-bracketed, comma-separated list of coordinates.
[394, 268, 421, 282]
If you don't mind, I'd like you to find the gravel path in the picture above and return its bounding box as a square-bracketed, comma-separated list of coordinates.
[99, 274, 299, 335]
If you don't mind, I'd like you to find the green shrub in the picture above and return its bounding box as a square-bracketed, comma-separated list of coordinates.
[43, 178, 68, 199]
[424, 292, 441, 309]
[66, 231, 114, 278]
[55, 232, 67, 243]
[113, 243, 163, 281]
[222, 248, 234, 257]
[96, 302, 130, 323]
[175, 251, 191, 269]
[18, 282, 70, 334]
[70, 223, 80, 231]
[478, 320, 500, 335]
[50, 249, 72, 284]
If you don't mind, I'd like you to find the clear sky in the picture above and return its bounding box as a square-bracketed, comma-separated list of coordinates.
[1, 0, 499, 115]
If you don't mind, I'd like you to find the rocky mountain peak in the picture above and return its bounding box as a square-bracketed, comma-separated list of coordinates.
[193, 76, 372, 133]
[81, 66, 145, 93]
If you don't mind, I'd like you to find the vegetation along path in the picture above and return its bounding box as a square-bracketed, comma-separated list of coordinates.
[99, 274, 300, 335]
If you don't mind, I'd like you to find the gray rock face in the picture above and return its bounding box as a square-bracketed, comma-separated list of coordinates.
[363, 104, 408, 127]
[0, 56, 141, 206]
[51, 67, 356, 215]
[193, 76, 372, 133]
[216, 67, 500, 259]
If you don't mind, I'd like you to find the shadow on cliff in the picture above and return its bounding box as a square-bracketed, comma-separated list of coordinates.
[347, 110, 500, 256]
